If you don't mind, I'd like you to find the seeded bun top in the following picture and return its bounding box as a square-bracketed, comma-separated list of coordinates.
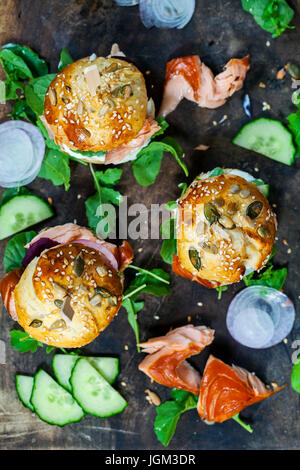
[175, 171, 277, 287]
[44, 56, 148, 152]
[14, 243, 124, 348]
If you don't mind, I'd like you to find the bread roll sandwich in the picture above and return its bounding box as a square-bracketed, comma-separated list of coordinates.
[172, 168, 277, 287]
[0, 223, 134, 348]
[41, 44, 160, 165]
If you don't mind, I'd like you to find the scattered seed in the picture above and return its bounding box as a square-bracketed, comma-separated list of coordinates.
[189, 247, 201, 271]
[204, 202, 219, 224]
[95, 286, 112, 298]
[240, 189, 250, 198]
[286, 62, 300, 80]
[219, 215, 236, 230]
[230, 184, 240, 194]
[29, 319, 42, 328]
[49, 319, 67, 331]
[247, 201, 263, 219]
[74, 254, 84, 277]
[54, 299, 64, 308]
[49, 87, 57, 106]
[257, 226, 270, 238]
[90, 294, 102, 307]
[96, 265, 107, 277]
[145, 389, 161, 406]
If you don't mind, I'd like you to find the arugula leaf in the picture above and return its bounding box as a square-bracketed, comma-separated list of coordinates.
[232, 413, 253, 433]
[291, 358, 300, 393]
[58, 47, 73, 71]
[3, 79, 24, 100]
[25, 73, 56, 115]
[122, 267, 170, 349]
[10, 330, 44, 354]
[0, 48, 33, 80]
[132, 138, 188, 186]
[4, 230, 36, 273]
[8, 99, 36, 123]
[287, 108, 300, 157]
[70, 148, 106, 158]
[38, 148, 71, 190]
[2, 43, 48, 77]
[242, 0, 294, 38]
[36, 118, 60, 149]
[160, 217, 177, 265]
[209, 167, 224, 177]
[154, 389, 198, 447]
[153, 117, 169, 138]
[85, 167, 123, 234]
[243, 263, 287, 290]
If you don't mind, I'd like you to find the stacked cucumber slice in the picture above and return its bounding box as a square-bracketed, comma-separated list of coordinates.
[15, 355, 127, 426]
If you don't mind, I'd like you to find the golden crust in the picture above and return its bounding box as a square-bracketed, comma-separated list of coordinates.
[176, 173, 277, 287]
[14, 243, 123, 348]
[44, 56, 148, 152]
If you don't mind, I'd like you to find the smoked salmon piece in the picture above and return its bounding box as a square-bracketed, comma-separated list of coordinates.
[105, 118, 161, 164]
[159, 55, 250, 117]
[138, 325, 214, 395]
[197, 355, 283, 423]
[0, 268, 23, 321]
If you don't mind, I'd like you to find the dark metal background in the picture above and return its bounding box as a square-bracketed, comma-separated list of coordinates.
[0, 0, 299, 450]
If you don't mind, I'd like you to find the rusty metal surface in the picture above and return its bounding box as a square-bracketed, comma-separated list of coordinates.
[0, 0, 300, 450]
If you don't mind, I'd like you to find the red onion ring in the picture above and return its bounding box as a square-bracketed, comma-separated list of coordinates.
[139, 0, 195, 29]
[72, 239, 119, 272]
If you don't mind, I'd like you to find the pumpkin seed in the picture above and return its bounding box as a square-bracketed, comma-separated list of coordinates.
[99, 104, 110, 117]
[65, 85, 71, 92]
[95, 286, 112, 298]
[49, 319, 67, 331]
[204, 202, 220, 224]
[219, 215, 236, 230]
[246, 201, 263, 219]
[121, 84, 133, 99]
[286, 62, 300, 80]
[48, 87, 57, 106]
[90, 294, 102, 307]
[74, 254, 84, 277]
[215, 197, 225, 207]
[62, 96, 70, 104]
[240, 189, 251, 199]
[105, 63, 119, 73]
[257, 226, 270, 238]
[54, 299, 64, 308]
[61, 296, 75, 322]
[29, 319, 42, 328]
[109, 295, 118, 307]
[189, 247, 201, 271]
[230, 184, 240, 194]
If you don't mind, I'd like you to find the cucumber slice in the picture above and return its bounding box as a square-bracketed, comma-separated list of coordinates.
[15, 375, 34, 412]
[70, 358, 127, 418]
[0, 194, 53, 240]
[233, 118, 296, 166]
[52, 354, 119, 392]
[30, 370, 84, 426]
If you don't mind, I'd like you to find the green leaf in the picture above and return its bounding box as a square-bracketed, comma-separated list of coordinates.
[154, 389, 198, 447]
[25, 73, 56, 115]
[243, 263, 287, 290]
[85, 193, 100, 232]
[4, 230, 36, 273]
[2, 43, 48, 77]
[153, 116, 169, 138]
[0, 187, 31, 207]
[70, 148, 106, 158]
[242, 0, 294, 38]
[8, 99, 36, 123]
[232, 413, 254, 433]
[36, 118, 61, 150]
[132, 144, 164, 186]
[291, 358, 300, 393]
[3, 78, 24, 100]
[46, 345, 56, 354]
[209, 167, 224, 177]
[94, 168, 123, 186]
[160, 217, 177, 265]
[121, 298, 144, 350]
[0, 48, 33, 80]
[287, 108, 300, 157]
[132, 138, 188, 186]
[58, 47, 73, 71]
[129, 268, 170, 297]
[38, 148, 71, 190]
[10, 330, 43, 354]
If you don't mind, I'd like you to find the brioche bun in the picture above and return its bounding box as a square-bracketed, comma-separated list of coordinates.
[44, 56, 148, 153]
[176, 170, 277, 287]
[14, 243, 124, 348]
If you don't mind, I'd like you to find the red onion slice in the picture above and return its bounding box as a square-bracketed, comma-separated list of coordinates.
[22, 238, 60, 268]
[139, 0, 195, 29]
[72, 239, 119, 272]
[0, 120, 45, 188]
